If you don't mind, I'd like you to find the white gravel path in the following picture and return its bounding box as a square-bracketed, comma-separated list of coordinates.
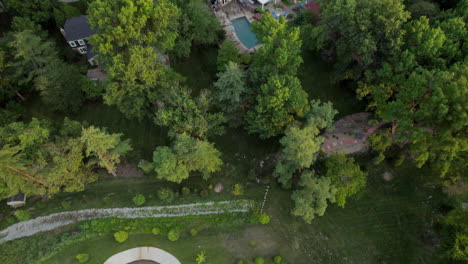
[0, 200, 254, 244]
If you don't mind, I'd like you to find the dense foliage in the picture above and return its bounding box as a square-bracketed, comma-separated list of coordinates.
[0, 118, 131, 198]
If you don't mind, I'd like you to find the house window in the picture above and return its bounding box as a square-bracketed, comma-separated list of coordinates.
[78, 39, 85, 46]
[79, 47, 87, 54]
[69, 41, 76, 47]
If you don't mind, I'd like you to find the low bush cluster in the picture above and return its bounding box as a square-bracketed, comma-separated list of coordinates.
[75, 253, 89, 263]
[114, 231, 128, 243]
[13, 209, 30, 221]
[132, 194, 146, 206]
[254, 257, 265, 264]
[168, 229, 180, 242]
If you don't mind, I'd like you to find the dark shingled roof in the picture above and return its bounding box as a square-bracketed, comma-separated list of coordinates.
[7, 193, 25, 203]
[86, 43, 98, 60]
[63, 15, 96, 42]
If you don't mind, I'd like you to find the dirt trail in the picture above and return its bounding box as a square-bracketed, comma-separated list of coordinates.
[321, 113, 385, 154]
[0, 200, 254, 244]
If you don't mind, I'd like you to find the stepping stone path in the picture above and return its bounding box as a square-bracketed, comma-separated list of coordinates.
[0, 200, 254, 244]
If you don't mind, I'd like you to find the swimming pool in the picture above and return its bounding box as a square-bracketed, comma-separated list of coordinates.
[231, 17, 258, 49]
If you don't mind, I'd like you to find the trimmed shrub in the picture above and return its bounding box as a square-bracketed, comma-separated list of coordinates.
[196, 251, 207, 264]
[152, 227, 160, 236]
[61, 200, 71, 209]
[138, 159, 154, 173]
[274, 256, 283, 264]
[181, 186, 191, 196]
[259, 213, 271, 224]
[200, 189, 209, 198]
[168, 229, 180, 242]
[190, 228, 198, 236]
[132, 194, 146, 206]
[158, 188, 175, 203]
[114, 231, 128, 243]
[75, 253, 89, 263]
[231, 184, 244, 196]
[236, 260, 245, 264]
[248, 240, 257, 247]
[254, 257, 265, 264]
[239, 53, 252, 65]
[14, 210, 30, 221]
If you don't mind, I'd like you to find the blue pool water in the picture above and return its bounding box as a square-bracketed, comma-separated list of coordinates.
[231, 17, 258, 49]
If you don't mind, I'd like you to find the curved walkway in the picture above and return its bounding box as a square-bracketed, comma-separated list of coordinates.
[0, 200, 254, 244]
[104, 247, 180, 264]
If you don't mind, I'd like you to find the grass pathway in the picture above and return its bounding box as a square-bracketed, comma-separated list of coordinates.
[0, 200, 254, 244]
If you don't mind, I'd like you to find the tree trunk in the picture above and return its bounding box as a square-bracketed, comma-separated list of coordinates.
[6, 166, 46, 185]
[391, 119, 397, 141]
[15, 91, 26, 101]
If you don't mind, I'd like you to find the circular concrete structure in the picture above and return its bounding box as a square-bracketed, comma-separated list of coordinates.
[104, 247, 181, 264]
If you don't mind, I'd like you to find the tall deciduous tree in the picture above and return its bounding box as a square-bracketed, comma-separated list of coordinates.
[249, 15, 303, 85]
[172, 134, 223, 178]
[8, 30, 57, 85]
[152, 146, 189, 183]
[152, 133, 222, 182]
[217, 40, 239, 72]
[0, 119, 132, 198]
[274, 100, 337, 187]
[245, 75, 309, 138]
[88, 0, 180, 119]
[213, 62, 247, 113]
[103, 46, 166, 119]
[80, 126, 132, 175]
[3, 0, 55, 24]
[358, 55, 467, 179]
[88, 0, 179, 57]
[171, 0, 222, 57]
[308, 0, 410, 80]
[155, 86, 225, 139]
[34, 61, 86, 113]
[291, 171, 337, 223]
[324, 153, 366, 207]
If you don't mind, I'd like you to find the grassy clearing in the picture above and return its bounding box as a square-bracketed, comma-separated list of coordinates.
[46, 230, 248, 264]
[36, 161, 446, 264]
[262, 160, 446, 264]
[298, 51, 365, 117]
[8, 47, 446, 264]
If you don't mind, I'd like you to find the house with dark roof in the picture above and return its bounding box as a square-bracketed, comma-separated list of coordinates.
[60, 15, 99, 65]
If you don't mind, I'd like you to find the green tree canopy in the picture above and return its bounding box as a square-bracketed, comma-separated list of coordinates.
[217, 39, 239, 72]
[213, 62, 247, 113]
[0, 119, 129, 198]
[172, 134, 223, 179]
[152, 146, 189, 183]
[3, 0, 55, 24]
[291, 171, 337, 223]
[80, 126, 132, 175]
[155, 86, 226, 139]
[88, 0, 180, 57]
[324, 153, 367, 207]
[8, 30, 57, 85]
[170, 0, 222, 57]
[88, 0, 181, 119]
[274, 100, 337, 187]
[246, 75, 309, 138]
[152, 134, 223, 182]
[358, 55, 467, 179]
[249, 15, 303, 85]
[34, 61, 86, 113]
[307, 0, 410, 80]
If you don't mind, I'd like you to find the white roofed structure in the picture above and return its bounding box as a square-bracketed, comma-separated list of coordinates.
[258, 0, 270, 8]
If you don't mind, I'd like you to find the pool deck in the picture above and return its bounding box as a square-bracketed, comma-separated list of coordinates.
[214, 0, 301, 53]
[215, 1, 262, 53]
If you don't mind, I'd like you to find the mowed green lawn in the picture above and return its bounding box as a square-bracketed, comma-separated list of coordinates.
[8, 47, 445, 264]
[39, 160, 445, 264]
